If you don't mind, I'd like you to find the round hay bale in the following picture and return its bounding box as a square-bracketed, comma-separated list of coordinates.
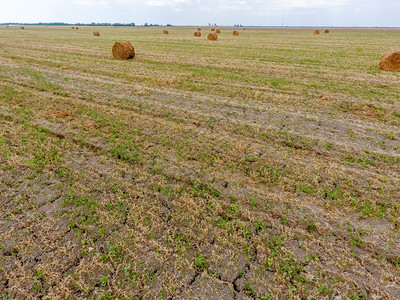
[61, 66, 68, 70]
[233, 30, 239, 36]
[71, 26, 75, 29]
[194, 31, 201, 37]
[76, 27, 79, 30]
[6, 26, 9, 28]
[93, 31, 100, 36]
[207, 32, 218, 41]
[379, 50, 400, 71]
[112, 41, 135, 60]
[324, 29, 330, 33]
[314, 29, 320, 34]
[197, 28, 201, 31]
[243, 28, 246, 30]
[21, 26, 24, 30]
[163, 30, 169, 34]
[216, 29, 221, 34]
[211, 28, 216, 31]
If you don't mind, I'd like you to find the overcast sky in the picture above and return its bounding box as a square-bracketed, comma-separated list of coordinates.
[0, 0, 399, 27]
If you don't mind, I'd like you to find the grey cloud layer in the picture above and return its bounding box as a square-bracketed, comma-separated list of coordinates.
[0, 0, 399, 26]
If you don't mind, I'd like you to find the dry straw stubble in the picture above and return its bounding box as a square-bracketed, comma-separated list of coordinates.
[379, 50, 400, 71]
[112, 41, 135, 60]
[207, 32, 218, 41]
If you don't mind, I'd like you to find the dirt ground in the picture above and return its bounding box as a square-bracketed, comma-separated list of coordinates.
[0, 26, 399, 299]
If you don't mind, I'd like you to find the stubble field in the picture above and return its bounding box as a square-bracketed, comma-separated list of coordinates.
[0, 25, 399, 299]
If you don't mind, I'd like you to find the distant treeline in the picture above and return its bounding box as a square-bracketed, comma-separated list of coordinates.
[1, 22, 136, 27]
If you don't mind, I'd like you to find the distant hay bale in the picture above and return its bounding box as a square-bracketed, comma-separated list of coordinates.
[71, 26, 75, 29]
[233, 30, 239, 36]
[61, 66, 68, 70]
[324, 29, 330, 33]
[379, 50, 400, 71]
[21, 26, 24, 30]
[163, 30, 169, 34]
[6, 26, 9, 28]
[243, 28, 246, 30]
[207, 32, 218, 41]
[194, 31, 201, 37]
[211, 28, 216, 31]
[76, 27, 79, 30]
[216, 29, 221, 34]
[197, 28, 201, 31]
[112, 41, 135, 60]
[314, 29, 320, 34]
[93, 31, 100, 36]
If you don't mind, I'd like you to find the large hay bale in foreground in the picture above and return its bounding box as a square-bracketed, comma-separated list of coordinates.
[216, 29, 221, 34]
[233, 30, 239, 36]
[93, 31, 100, 36]
[324, 29, 330, 33]
[379, 50, 400, 71]
[207, 32, 218, 41]
[314, 29, 320, 34]
[163, 30, 169, 34]
[194, 31, 201, 37]
[112, 41, 135, 60]
[211, 28, 216, 31]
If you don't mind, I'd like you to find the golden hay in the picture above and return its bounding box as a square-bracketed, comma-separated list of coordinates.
[216, 29, 221, 34]
[112, 41, 135, 60]
[197, 28, 201, 31]
[207, 32, 218, 41]
[194, 31, 201, 37]
[314, 29, 320, 34]
[233, 30, 239, 36]
[163, 30, 169, 34]
[379, 50, 400, 71]
[324, 29, 330, 33]
[61, 66, 68, 70]
[93, 31, 100, 36]
[211, 28, 216, 31]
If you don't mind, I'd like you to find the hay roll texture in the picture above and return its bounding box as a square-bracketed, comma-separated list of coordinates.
[314, 29, 320, 34]
[207, 32, 218, 41]
[93, 31, 100, 36]
[197, 28, 201, 31]
[324, 29, 330, 33]
[194, 31, 201, 37]
[216, 29, 221, 34]
[163, 30, 169, 34]
[233, 30, 239, 36]
[211, 28, 216, 31]
[379, 50, 400, 71]
[112, 41, 135, 60]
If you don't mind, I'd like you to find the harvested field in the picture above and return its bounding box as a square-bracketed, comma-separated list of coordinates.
[0, 25, 400, 299]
